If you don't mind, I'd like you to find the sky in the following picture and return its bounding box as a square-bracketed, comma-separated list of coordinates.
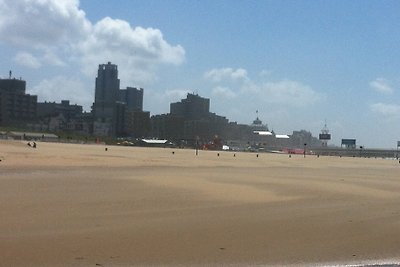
[1, 0, 400, 148]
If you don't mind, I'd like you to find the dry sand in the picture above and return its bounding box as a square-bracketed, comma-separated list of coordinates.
[1, 140, 400, 267]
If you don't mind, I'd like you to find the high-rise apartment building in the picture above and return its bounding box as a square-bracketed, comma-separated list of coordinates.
[151, 93, 229, 142]
[0, 77, 37, 127]
[92, 62, 120, 136]
[119, 87, 143, 112]
[91, 62, 149, 137]
[170, 93, 210, 119]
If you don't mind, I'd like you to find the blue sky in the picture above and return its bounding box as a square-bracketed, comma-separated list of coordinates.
[1, 0, 400, 148]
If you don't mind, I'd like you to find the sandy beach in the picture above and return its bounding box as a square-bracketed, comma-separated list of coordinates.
[1, 140, 400, 267]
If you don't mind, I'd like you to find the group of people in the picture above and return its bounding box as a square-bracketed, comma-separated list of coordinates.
[27, 141, 37, 148]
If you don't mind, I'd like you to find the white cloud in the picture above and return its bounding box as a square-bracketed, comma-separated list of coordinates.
[43, 50, 66, 66]
[0, 0, 90, 48]
[13, 50, 65, 69]
[212, 86, 237, 99]
[30, 76, 92, 110]
[370, 78, 394, 94]
[13, 52, 41, 69]
[204, 67, 320, 108]
[164, 89, 190, 101]
[0, 0, 185, 85]
[257, 80, 320, 107]
[370, 102, 400, 117]
[204, 68, 248, 83]
[76, 17, 185, 85]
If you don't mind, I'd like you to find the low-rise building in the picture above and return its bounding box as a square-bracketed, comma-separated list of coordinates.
[124, 110, 151, 138]
[151, 114, 184, 141]
[7, 131, 58, 141]
[37, 100, 82, 120]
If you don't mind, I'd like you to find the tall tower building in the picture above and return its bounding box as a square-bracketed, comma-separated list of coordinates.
[319, 121, 331, 147]
[92, 62, 120, 136]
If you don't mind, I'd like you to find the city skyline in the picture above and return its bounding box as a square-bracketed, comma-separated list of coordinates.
[1, 0, 400, 148]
